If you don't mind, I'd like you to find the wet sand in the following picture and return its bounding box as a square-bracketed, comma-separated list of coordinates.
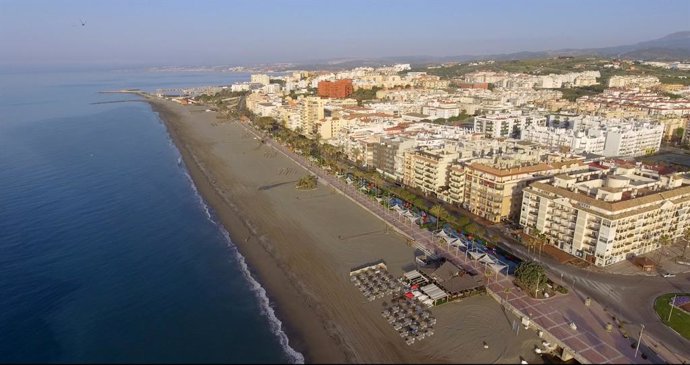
[146, 97, 543, 363]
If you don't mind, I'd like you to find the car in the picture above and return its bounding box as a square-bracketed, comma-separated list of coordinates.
[662, 272, 676, 278]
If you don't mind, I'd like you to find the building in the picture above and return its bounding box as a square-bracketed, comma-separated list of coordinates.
[474, 112, 546, 139]
[521, 116, 664, 157]
[459, 158, 584, 223]
[300, 96, 325, 137]
[318, 79, 354, 99]
[520, 162, 690, 266]
[250, 74, 271, 86]
[403, 148, 459, 197]
[369, 137, 417, 181]
[422, 102, 461, 119]
[608, 75, 660, 89]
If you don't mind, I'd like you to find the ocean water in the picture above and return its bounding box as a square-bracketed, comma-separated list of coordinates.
[0, 70, 302, 363]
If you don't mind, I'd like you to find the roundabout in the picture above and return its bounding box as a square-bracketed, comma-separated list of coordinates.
[654, 293, 690, 340]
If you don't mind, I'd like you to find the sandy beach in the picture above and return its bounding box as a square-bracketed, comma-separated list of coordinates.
[146, 97, 544, 363]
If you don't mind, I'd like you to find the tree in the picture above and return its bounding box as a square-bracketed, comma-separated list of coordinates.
[683, 228, 690, 258]
[430, 204, 450, 232]
[657, 234, 671, 264]
[296, 175, 318, 190]
[514, 261, 547, 297]
[673, 127, 685, 144]
[536, 230, 548, 258]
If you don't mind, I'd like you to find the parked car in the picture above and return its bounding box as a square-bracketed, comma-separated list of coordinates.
[660, 270, 676, 278]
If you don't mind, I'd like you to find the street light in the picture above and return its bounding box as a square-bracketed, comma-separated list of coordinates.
[667, 295, 677, 322]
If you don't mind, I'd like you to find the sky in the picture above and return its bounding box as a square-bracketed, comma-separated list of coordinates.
[0, 0, 688, 68]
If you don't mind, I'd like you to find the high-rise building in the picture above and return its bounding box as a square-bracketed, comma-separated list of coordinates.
[250, 74, 271, 86]
[520, 162, 690, 266]
[318, 79, 354, 99]
[458, 159, 584, 223]
[300, 96, 325, 137]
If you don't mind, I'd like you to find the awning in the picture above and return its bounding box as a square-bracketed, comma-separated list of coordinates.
[469, 251, 484, 260]
[420, 283, 448, 301]
[404, 270, 423, 281]
[479, 255, 496, 265]
[489, 262, 507, 273]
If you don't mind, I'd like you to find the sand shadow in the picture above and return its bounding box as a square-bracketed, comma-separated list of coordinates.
[258, 180, 297, 191]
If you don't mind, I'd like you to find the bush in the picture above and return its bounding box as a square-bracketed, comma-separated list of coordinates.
[554, 285, 569, 294]
[296, 175, 318, 190]
[514, 261, 547, 295]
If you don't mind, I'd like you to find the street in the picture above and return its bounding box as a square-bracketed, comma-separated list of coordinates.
[487, 225, 690, 363]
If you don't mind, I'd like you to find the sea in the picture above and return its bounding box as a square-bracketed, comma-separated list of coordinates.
[0, 68, 302, 363]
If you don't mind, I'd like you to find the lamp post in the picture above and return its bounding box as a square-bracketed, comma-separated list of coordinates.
[667, 295, 677, 322]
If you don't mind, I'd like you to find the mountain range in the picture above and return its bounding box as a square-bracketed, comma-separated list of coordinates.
[297, 31, 690, 69]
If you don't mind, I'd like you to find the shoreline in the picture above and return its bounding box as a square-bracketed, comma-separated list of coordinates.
[147, 100, 311, 362]
[145, 97, 347, 363]
[141, 95, 545, 364]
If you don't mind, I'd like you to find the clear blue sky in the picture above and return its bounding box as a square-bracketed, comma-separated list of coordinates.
[1, 0, 688, 67]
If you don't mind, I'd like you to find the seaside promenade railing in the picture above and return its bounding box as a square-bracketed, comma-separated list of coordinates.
[238, 120, 663, 365]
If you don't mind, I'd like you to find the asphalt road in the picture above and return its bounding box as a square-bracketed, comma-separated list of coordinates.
[487, 225, 690, 362]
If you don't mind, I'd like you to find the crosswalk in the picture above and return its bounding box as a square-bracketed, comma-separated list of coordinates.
[570, 275, 624, 305]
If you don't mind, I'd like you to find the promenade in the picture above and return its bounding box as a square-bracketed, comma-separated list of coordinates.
[240, 120, 675, 364]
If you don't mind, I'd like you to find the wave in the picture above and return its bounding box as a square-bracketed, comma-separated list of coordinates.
[171, 137, 305, 364]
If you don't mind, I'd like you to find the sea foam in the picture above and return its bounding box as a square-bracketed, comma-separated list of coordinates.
[173, 139, 305, 364]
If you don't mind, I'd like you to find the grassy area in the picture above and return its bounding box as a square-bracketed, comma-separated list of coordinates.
[414, 57, 690, 86]
[557, 84, 607, 101]
[415, 57, 611, 79]
[654, 293, 690, 340]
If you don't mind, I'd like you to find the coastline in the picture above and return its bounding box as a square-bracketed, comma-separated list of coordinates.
[146, 98, 354, 363]
[142, 95, 544, 364]
[146, 100, 314, 362]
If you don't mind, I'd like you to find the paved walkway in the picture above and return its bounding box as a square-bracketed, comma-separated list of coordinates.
[241, 121, 677, 364]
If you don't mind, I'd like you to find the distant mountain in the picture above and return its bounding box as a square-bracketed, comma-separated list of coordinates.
[295, 31, 690, 69]
[550, 31, 690, 60]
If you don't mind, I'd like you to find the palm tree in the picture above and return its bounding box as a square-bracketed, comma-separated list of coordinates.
[534, 230, 548, 259]
[430, 204, 450, 232]
[657, 234, 671, 264]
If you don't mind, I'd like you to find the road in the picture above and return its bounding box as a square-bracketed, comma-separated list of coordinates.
[487, 225, 690, 363]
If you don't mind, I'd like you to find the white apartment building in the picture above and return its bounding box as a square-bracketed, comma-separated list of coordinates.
[422, 103, 461, 119]
[250, 74, 271, 86]
[474, 112, 547, 138]
[300, 96, 325, 137]
[520, 163, 690, 266]
[521, 117, 664, 157]
[608, 75, 660, 89]
[230, 83, 251, 92]
[403, 147, 459, 196]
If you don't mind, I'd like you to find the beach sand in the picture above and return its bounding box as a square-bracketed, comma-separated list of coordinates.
[147, 97, 544, 363]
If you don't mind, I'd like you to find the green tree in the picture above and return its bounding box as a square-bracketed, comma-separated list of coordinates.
[269, 79, 286, 86]
[430, 204, 450, 232]
[673, 127, 685, 144]
[535, 230, 548, 258]
[657, 234, 671, 264]
[514, 261, 547, 297]
[296, 175, 318, 190]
